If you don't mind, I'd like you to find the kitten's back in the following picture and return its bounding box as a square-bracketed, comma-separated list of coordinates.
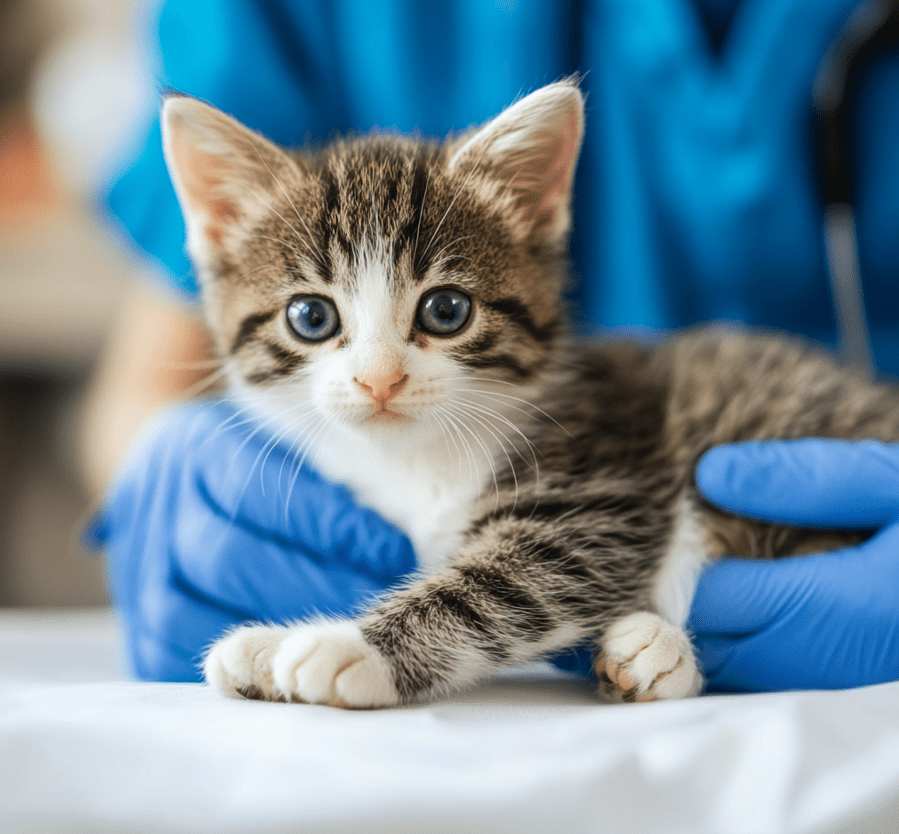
[518, 328, 899, 562]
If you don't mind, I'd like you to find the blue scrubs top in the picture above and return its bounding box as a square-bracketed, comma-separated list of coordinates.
[107, 0, 899, 373]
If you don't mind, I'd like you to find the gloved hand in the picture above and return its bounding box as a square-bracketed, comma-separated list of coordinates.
[689, 439, 899, 692]
[92, 400, 417, 682]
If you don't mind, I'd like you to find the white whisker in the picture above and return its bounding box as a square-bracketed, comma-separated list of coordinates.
[276, 411, 329, 506]
[434, 403, 482, 494]
[427, 409, 463, 481]
[175, 364, 231, 400]
[455, 396, 540, 475]
[445, 401, 519, 511]
[441, 402, 503, 509]
[265, 407, 319, 495]
[412, 166, 431, 265]
[282, 412, 333, 516]
[429, 234, 475, 265]
[232, 261, 290, 282]
[245, 235, 310, 264]
[446, 375, 572, 436]
[285, 407, 343, 512]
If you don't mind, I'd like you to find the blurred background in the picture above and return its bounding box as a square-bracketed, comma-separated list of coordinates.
[0, 0, 152, 606]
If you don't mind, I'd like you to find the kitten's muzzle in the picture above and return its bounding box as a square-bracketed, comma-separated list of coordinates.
[353, 371, 409, 407]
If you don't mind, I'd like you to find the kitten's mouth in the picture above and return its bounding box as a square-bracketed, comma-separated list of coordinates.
[369, 406, 407, 422]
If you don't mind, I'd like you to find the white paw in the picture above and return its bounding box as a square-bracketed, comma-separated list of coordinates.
[204, 623, 287, 700]
[204, 621, 400, 709]
[598, 611, 702, 702]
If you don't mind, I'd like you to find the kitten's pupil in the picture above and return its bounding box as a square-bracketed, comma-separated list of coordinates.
[418, 289, 471, 335]
[434, 298, 455, 320]
[287, 296, 340, 342]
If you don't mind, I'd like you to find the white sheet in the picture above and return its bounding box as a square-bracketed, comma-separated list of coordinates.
[1, 609, 898, 834]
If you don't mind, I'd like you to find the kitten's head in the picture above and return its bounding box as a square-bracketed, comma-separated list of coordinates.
[162, 81, 583, 440]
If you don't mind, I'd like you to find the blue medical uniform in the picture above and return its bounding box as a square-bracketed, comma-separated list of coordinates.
[107, 0, 899, 372]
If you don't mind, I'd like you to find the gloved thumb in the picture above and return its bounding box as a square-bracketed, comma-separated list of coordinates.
[165, 400, 418, 577]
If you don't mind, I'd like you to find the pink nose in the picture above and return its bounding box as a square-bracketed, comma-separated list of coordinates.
[353, 369, 409, 404]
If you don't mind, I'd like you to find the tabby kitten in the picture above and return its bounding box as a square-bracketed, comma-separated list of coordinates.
[161, 81, 899, 708]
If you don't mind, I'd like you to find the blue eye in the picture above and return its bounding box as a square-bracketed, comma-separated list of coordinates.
[418, 289, 472, 335]
[286, 296, 340, 342]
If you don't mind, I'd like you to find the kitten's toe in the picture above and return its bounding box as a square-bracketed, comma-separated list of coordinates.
[598, 611, 702, 703]
[204, 623, 289, 701]
[272, 621, 400, 709]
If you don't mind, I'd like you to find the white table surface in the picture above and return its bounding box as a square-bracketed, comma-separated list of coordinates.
[2, 608, 898, 834]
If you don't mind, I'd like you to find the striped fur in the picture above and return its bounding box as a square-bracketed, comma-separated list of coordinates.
[163, 83, 899, 707]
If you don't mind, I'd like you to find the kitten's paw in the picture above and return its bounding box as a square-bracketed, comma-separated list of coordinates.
[205, 621, 400, 709]
[272, 621, 399, 708]
[204, 623, 289, 701]
[598, 612, 702, 703]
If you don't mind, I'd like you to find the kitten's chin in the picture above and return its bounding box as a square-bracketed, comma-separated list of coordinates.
[361, 408, 414, 430]
[345, 407, 430, 441]
[340, 402, 415, 427]
[368, 413, 407, 426]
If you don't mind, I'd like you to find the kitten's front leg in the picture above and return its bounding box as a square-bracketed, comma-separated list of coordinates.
[205, 520, 702, 707]
[204, 608, 703, 708]
[204, 566, 549, 708]
[205, 545, 596, 707]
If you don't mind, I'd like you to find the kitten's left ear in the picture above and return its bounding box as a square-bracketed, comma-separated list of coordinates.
[161, 94, 302, 272]
[448, 79, 584, 244]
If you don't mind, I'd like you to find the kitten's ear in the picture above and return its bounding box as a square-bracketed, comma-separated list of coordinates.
[448, 80, 584, 244]
[161, 95, 300, 269]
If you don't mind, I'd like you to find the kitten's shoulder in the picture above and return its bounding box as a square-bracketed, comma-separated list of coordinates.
[534, 339, 669, 442]
[551, 338, 664, 394]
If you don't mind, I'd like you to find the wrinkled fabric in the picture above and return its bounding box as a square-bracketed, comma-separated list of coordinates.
[4, 610, 899, 834]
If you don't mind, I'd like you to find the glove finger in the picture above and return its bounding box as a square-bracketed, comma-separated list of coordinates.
[697, 439, 899, 527]
[173, 490, 407, 622]
[178, 400, 418, 575]
[128, 580, 244, 683]
[690, 633, 740, 690]
[692, 631, 802, 693]
[688, 522, 899, 637]
[687, 556, 812, 636]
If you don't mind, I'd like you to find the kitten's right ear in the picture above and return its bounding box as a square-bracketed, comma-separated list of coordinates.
[447, 80, 585, 245]
[161, 95, 300, 270]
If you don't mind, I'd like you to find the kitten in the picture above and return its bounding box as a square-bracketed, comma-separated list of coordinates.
[161, 81, 899, 707]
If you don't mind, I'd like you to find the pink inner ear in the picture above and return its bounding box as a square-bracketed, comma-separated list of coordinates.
[529, 110, 581, 224]
[203, 206, 235, 244]
[207, 194, 238, 221]
[171, 130, 240, 243]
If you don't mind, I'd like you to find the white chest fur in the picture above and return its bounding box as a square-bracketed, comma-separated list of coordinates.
[236, 372, 520, 574]
[652, 495, 709, 627]
[240, 384, 711, 617]
[306, 423, 487, 572]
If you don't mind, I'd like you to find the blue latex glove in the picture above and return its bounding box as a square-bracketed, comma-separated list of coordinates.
[92, 400, 417, 681]
[689, 439, 899, 692]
